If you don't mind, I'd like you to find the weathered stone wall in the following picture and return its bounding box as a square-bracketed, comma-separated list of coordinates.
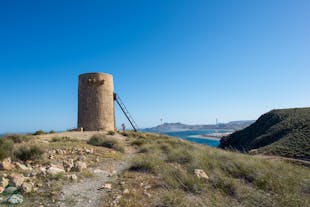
[78, 73, 115, 131]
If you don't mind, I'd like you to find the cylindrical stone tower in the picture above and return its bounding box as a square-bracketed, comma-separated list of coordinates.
[78, 72, 115, 131]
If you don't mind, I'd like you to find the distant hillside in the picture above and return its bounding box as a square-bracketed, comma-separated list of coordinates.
[219, 107, 310, 161]
[144, 120, 255, 132]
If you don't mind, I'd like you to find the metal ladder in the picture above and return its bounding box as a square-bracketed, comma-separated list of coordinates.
[114, 93, 139, 131]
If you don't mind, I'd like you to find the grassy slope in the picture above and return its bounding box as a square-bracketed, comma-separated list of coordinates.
[101, 132, 310, 207]
[219, 107, 310, 160]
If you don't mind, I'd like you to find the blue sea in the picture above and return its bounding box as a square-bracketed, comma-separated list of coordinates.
[161, 129, 225, 147]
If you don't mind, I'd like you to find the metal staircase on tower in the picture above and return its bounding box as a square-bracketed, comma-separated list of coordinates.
[114, 93, 139, 131]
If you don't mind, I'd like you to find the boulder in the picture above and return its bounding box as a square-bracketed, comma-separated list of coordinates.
[194, 169, 209, 180]
[6, 194, 23, 204]
[9, 173, 25, 187]
[0, 158, 14, 171]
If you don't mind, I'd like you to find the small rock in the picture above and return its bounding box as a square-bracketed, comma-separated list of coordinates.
[194, 169, 209, 180]
[39, 167, 47, 175]
[73, 161, 87, 172]
[123, 189, 129, 194]
[21, 182, 33, 193]
[77, 156, 86, 161]
[95, 157, 100, 162]
[69, 174, 77, 181]
[143, 191, 151, 198]
[6, 194, 23, 204]
[63, 159, 74, 172]
[4, 186, 18, 194]
[0, 177, 9, 190]
[9, 173, 25, 187]
[47, 166, 65, 175]
[15, 162, 31, 171]
[0, 158, 14, 171]
[93, 169, 105, 174]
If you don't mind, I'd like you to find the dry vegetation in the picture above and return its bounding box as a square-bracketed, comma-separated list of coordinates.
[101, 132, 310, 207]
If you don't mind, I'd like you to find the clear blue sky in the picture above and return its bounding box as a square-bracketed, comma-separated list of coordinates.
[0, 0, 309, 133]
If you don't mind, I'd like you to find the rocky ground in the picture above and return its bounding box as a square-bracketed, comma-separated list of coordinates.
[0, 131, 134, 207]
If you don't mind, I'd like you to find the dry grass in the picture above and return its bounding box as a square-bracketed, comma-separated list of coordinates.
[102, 132, 310, 207]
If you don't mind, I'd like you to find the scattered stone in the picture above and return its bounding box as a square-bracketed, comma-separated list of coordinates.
[63, 159, 74, 172]
[144, 191, 151, 198]
[68, 174, 77, 181]
[73, 161, 87, 172]
[0, 158, 14, 171]
[77, 156, 87, 161]
[48, 155, 54, 159]
[194, 169, 209, 180]
[104, 183, 112, 190]
[21, 182, 33, 193]
[93, 169, 105, 174]
[0, 177, 9, 193]
[95, 157, 100, 162]
[39, 166, 47, 175]
[15, 162, 31, 171]
[123, 189, 129, 194]
[4, 186, 18, 194]
[6, 194, 23, 204]
[9, 173, 25, 187]
[98, 183, 112, 191]
[47, 166, 65, 175]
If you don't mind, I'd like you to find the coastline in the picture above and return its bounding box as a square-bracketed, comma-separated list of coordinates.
[187, 135, 221, 141]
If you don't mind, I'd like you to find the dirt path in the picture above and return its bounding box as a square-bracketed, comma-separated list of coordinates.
[58, 158, 131, 207]
[49, 132, 136, 207]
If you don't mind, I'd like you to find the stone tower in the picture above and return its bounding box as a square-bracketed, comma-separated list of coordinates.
[78, 72, 115, 131]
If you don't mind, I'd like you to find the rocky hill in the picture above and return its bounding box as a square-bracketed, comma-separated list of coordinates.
[219, 107, 310, 161]
[144, 120, 254, 132]
[0, 131, 309, 206]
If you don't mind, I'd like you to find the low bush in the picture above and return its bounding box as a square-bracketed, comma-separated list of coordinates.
[3, 134, 31, 143]
[49, 130, 56, 134]
[163, 168, 204, 194]
[107, 131, 115, 136]
[131, 139, 145, 147]
[166, 149, 193, 165]
[0, 139, 14, 160]
[14, 145, 44, 161]
[129, 156, 160, 174]
[88, 135, 124, 152]
[51, 136, 78, 142]
[33, 130, 45, 135]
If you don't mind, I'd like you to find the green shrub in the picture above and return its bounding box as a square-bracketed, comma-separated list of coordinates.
[131, 139, 145, 147]
[156, 190, 188, 207]
[33, 130, 45, 135]
[129, 157, 160, 174]
[107, 131, 115, 135]
[163, 168, 204, 194]
[3, 134, 31, 143]
[88, 135, 124, 152]
[49, 130, 56, 134]
[51, 136, 77, 142]
[0, 139, 14, 160]
[167, 149, 193, 164]
[14, 145, 44, 161]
